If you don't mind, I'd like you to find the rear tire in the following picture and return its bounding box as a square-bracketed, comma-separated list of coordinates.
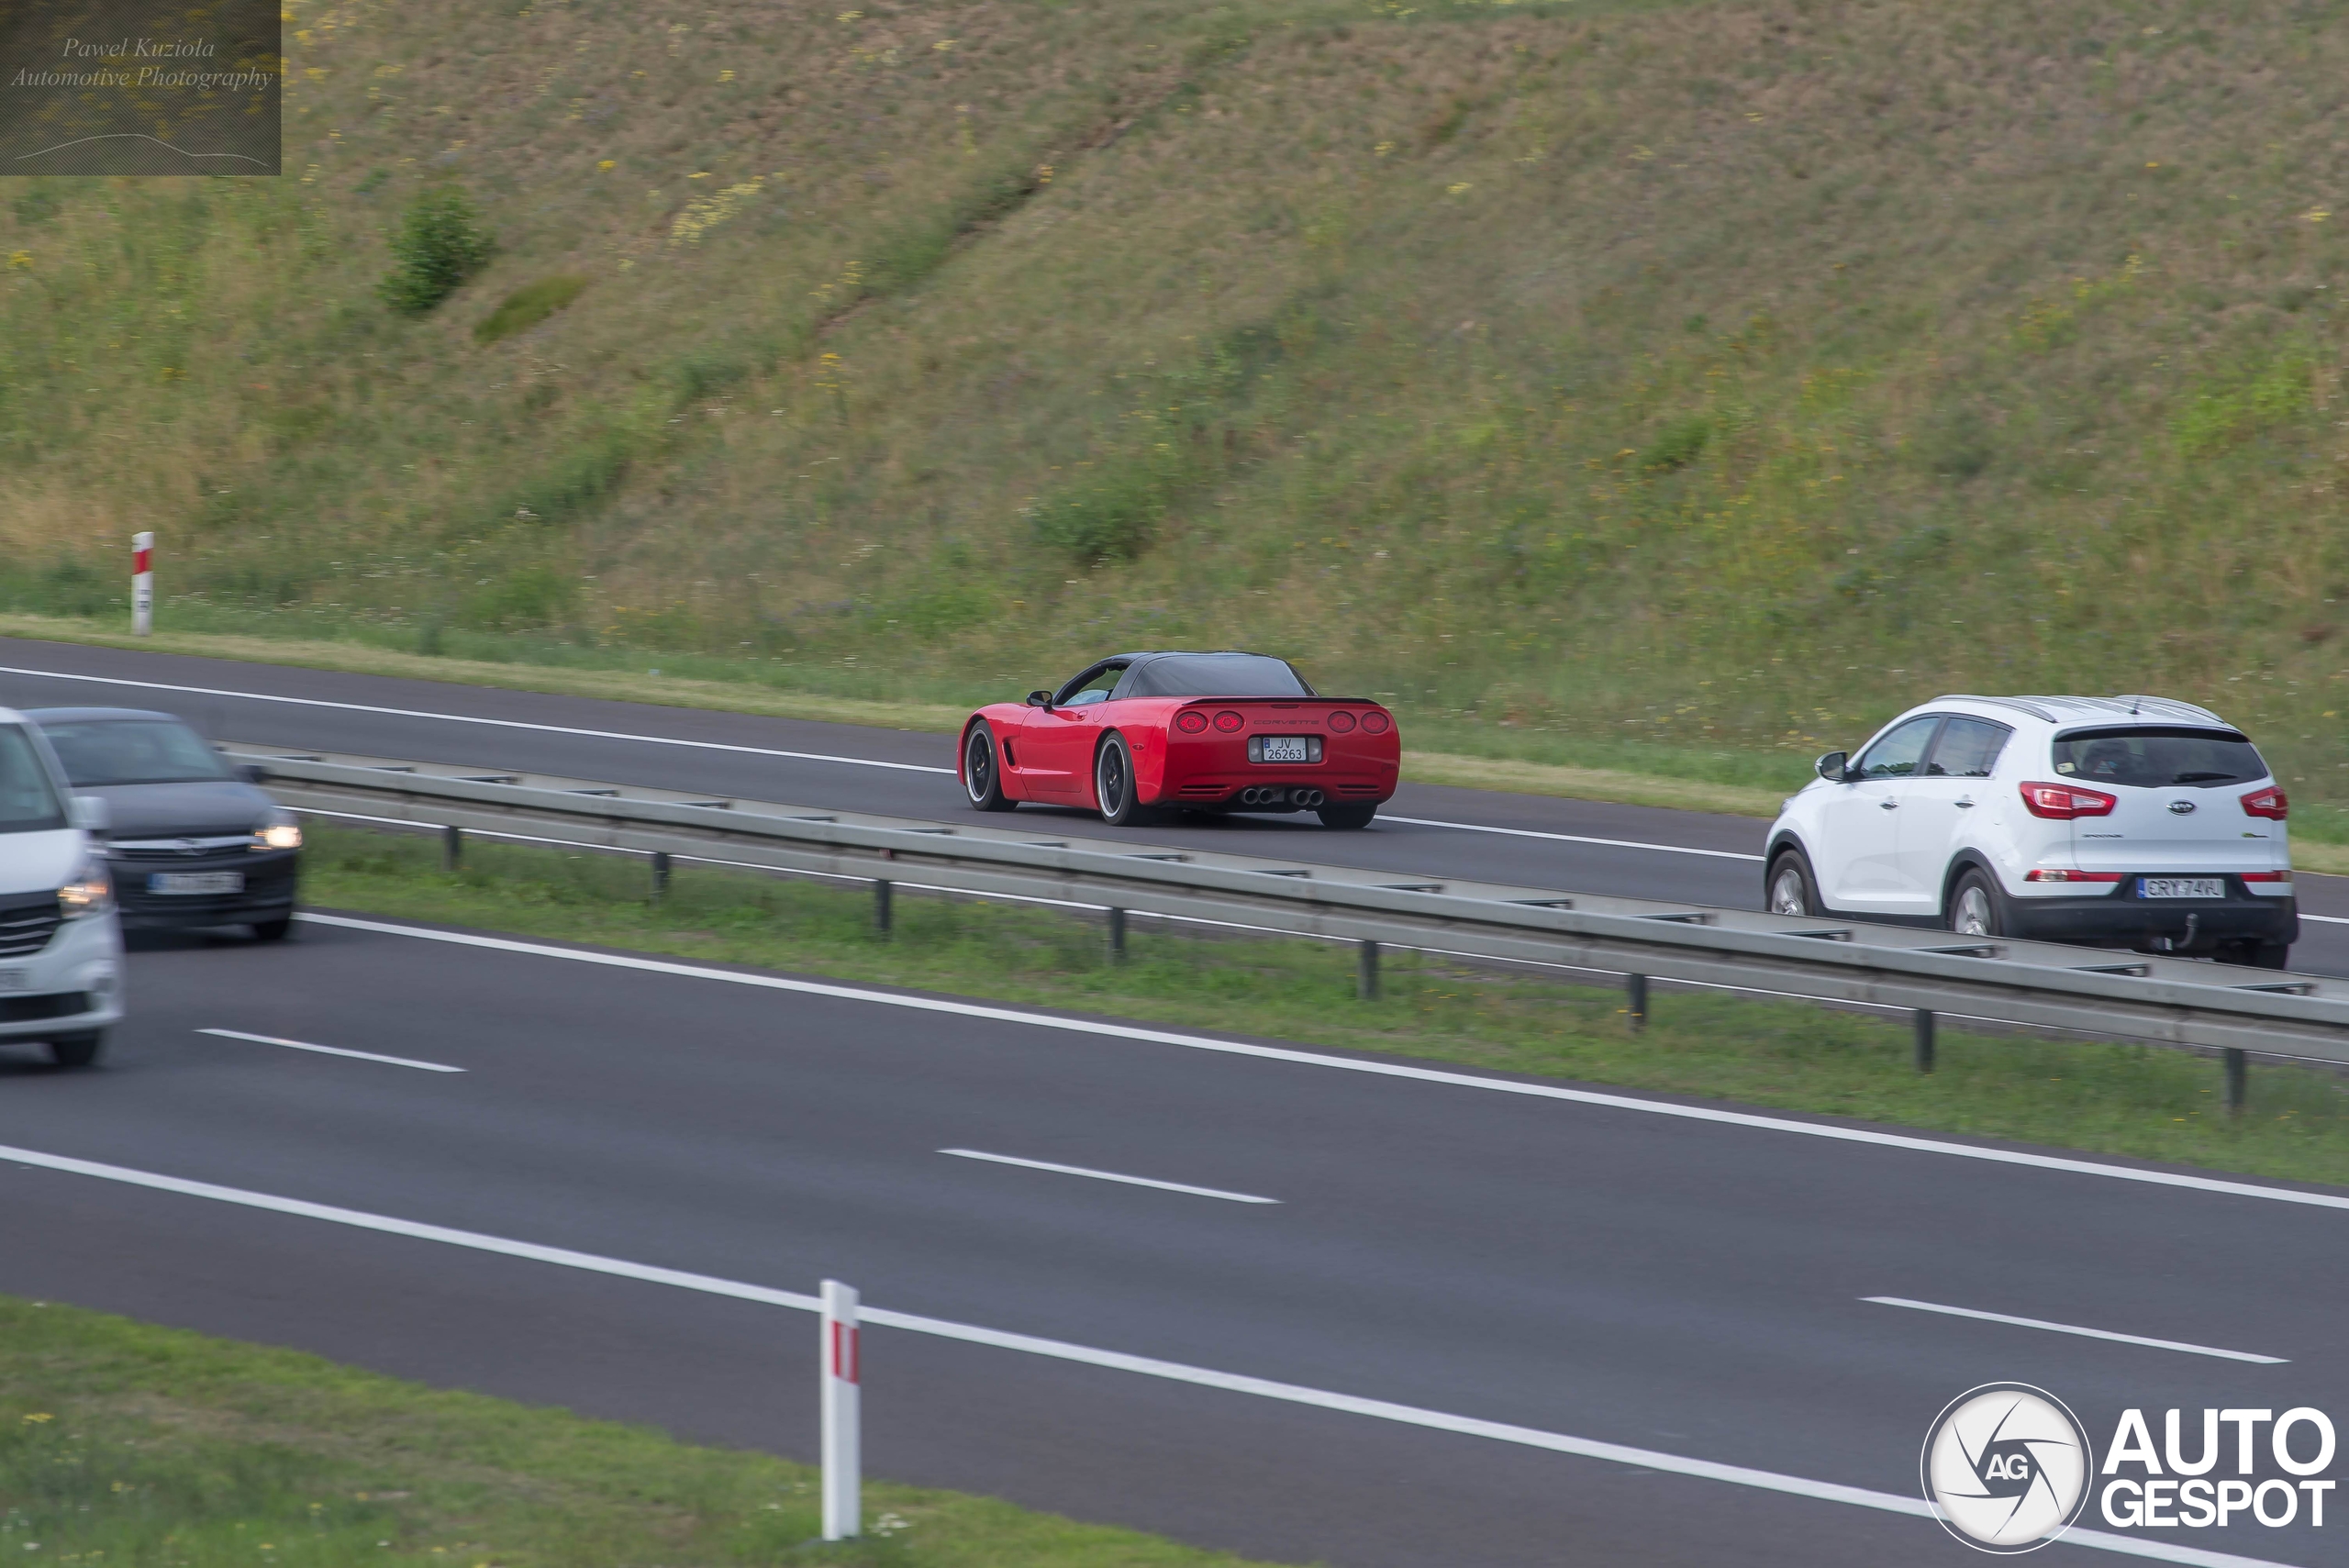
[47, 1031, 104, 1069]
[963, 722, 1017, 813]
[1317, 802, 1377, 830]
[1096, 733, 1155, 828]
[1765, 851, 1820, 917]
[1948, 868, 2007, 938]
[252, 916, 295, 942]
[2219, 940, 2290, 971]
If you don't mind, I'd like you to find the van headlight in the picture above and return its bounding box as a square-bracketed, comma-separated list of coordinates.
[253, 815, 303, 851]
[59, 858, 112, 917]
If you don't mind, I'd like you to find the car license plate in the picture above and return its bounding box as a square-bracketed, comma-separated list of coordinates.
[2139, 877, 2224, 900]
[148, 872, 243, 895]
[1255, 737, 1310, 764]
[0, 969, 26, 993]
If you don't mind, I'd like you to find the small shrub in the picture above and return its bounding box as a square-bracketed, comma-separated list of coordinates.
[378, 186, 494, 316]
[1640, 414, 1711, 473]
[474, 274, 586, 343]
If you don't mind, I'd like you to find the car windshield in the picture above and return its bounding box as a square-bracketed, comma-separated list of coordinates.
[2051, 726, 2267, 788]
[39, 718, 232, 787]
[0, 725, 66, 834]
[1123, 655, 1313, 698]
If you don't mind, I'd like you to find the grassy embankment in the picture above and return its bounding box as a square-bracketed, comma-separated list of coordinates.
[299, 822, 2349, 1189]
[0, 1295, 1289, 1568]
[7, 0, 2349, 808]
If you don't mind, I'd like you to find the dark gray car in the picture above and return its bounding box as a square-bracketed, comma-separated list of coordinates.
[26, 707, 300, 940]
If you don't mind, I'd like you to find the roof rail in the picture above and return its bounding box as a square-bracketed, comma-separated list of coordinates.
[2109, 694, 2227, 725]
[1932, 694, 2057, 723]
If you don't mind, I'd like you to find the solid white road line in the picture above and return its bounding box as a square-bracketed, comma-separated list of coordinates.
[295, 912, 2349, 1216]
[0, 1140, 2291, 1568]
[195, 1028, 465, 1073]
[2303, 914, 2349, 925]
[0, 664, 955, 774]
[1863, 1297, 2288, 1365]
[1380, 815, 1765, 862]
[939, 1148, 1279, 1205]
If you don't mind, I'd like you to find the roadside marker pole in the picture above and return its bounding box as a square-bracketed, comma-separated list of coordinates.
[820, 1278, 862, 1541]
[130, 532, 153, 637]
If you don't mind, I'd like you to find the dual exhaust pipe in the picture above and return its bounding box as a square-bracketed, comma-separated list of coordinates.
[1239, 786, 1325, 807]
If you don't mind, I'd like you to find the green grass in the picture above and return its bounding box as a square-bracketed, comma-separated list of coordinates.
[474, 275, 591, 345]
[302, 822, 2349, 1189]
[0, 1296, 1291, 1568]
[10, 0, 2349, 806]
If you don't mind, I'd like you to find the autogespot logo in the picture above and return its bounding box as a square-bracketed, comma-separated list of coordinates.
[1921, 1384, 2095, 1552]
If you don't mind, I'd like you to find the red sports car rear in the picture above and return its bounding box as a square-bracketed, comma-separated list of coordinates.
[958, 651, 1400, 828]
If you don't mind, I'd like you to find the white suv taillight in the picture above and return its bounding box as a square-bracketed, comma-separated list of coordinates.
[2242, 786, 2288, 820]
[2019, 782, 2118, 819]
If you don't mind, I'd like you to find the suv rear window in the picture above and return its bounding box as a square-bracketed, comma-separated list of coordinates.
[2052, 726, 2266, 789]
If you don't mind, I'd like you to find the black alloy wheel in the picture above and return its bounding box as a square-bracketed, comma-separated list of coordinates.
[1097, 733, 1153, 828]
[964, 722, 1016, 812]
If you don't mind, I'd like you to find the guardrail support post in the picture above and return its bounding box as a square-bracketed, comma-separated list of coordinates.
[651, 851, 672, 903]
[820, 1279, 861, 1541]
[1357, 940, 1379, 1001]
[1107, 906, 1127, 962]
[441, 824, 462, 872]
[1625, 973, 1648, 1030]
[1913, 1009, 1936, 1074]
[2225, 1047, 2247, 1115]
[873, 878, 892, 939]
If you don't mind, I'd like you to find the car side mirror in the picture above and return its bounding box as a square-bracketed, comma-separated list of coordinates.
[236, 763, 266, 785]
[68, 795, 109, 832]
[1815, 751, 1850, 784]
[1026, 689, 1055, 709]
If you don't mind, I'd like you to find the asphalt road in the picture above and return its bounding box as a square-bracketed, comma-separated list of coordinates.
[3, 916, 2343, 1567]
[1, 637, 2343, 973]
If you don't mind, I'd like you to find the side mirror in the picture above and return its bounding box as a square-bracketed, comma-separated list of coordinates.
[1026, 689, 1055, 709]
[1814, 751, 1850, 784]
[236, 763, 266, 785]
[69, 795, 109, 832]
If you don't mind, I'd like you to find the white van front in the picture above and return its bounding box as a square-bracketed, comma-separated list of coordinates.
[0, 714, 124, 1066]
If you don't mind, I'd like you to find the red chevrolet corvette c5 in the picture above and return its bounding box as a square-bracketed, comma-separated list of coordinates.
[958, 651, 1400, 828]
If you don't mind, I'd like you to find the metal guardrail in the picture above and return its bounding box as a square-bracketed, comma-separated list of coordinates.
[230, 745, 2349, 1104]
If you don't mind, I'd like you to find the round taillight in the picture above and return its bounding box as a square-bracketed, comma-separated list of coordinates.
[1175, 710, 1208, 734]
[1361, 712, 1391, 735]
[1327, 711, 1357, 733]
[1213, 710, 1244, 733]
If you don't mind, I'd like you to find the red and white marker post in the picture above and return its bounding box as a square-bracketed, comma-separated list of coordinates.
[130, 532, 154, 637]
[820, 1278, 862, 1540]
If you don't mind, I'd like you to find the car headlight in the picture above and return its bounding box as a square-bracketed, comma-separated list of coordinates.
[253, 817, 303, 851]
[59, 859, 111, 918]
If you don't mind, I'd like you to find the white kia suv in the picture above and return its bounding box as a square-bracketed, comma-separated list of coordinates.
[0, 709, 124, 1064]
[1764, 695, 2297, 968]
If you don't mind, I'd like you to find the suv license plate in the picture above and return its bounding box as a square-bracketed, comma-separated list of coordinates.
[2140, 877, 2224, 900]
[1255, 737, 1310, 764]
[149, 872, 243, 895]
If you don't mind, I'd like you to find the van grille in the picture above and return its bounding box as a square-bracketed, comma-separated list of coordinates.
[0, 895, 61, 958]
